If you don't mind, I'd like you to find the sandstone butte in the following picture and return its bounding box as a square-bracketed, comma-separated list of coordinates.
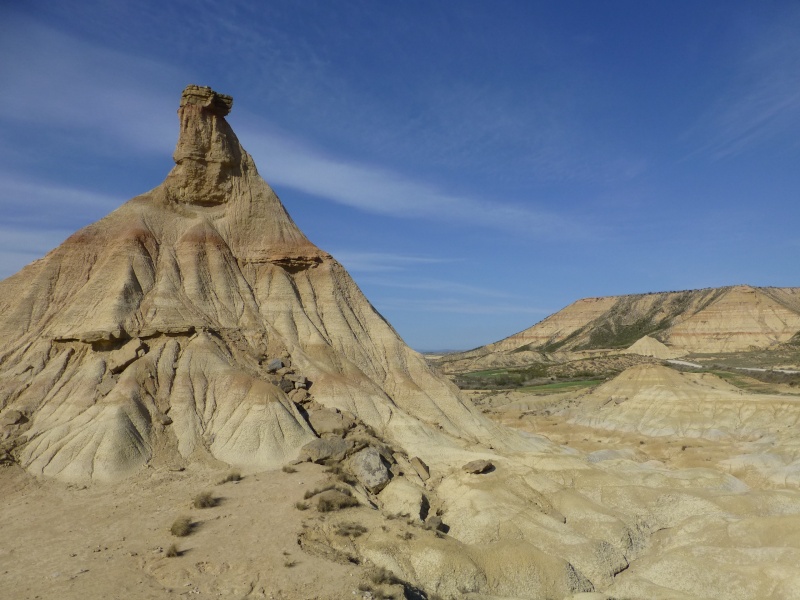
[2, 86, 800, 600]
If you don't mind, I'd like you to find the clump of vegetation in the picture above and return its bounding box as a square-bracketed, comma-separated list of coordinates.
[193, 491, 217, 509]
[170, 516, 193, 537]
[218, 471, 242, 484]
[335, 522, 367, 538]
[294, 501, 309, 511]
[318, 492, 359, 512]
[282, 465, 298, 474]
[165, 543, 180, 558]
[303, 483, 345, 500]
[283, 558, 298, 567]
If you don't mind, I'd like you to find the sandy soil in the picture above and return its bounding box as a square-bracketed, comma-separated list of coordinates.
[0, 462, 368, 600]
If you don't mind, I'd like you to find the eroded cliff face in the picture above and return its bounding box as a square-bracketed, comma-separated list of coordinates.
[0, 85, 506, 482]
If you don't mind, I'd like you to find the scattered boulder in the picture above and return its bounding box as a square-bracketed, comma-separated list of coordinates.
[265, 358, 284, 373]
[379, 478, 427, 521]
[462, 459, 494, 474]
[289, 388, 310, 403]
[410, 456, 430, 481]
[299, 438, 353, 464]
[349, 447, 390, 493]
[306, 406, 355, 436]
[277, 378, 295, 393]
[285, 374, 309, 388]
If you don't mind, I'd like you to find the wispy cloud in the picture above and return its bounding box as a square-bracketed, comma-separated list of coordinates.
[329, 251, 455, 273]
[687, 10, 800, 159]
[376, 296, 550, 316]
[240, 124, 594, 241]
[0, 226, 73, 280]
[0, 13, 181, 155]
[0, 175, 122, 228]
[359, 276, 521, 301]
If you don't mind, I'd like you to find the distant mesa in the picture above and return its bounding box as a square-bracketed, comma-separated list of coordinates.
[437, 285, 800, 372]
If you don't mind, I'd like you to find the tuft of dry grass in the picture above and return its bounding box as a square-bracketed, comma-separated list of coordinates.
[317, 491, 359, 512]
[282, 465, 298, 474]
[165, 543, 180, 558]
[294, 501, 309, 511]
[303, 484, 342, 500]
[218, 471, 242, 484]
[193, 491, 217, 509]
[335, 522, 367, 538]
[170, 516, 193, 537]
[283, 558, 298, 567]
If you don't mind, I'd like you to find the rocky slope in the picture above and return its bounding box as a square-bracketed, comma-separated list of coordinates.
[438, 285, 800, 373]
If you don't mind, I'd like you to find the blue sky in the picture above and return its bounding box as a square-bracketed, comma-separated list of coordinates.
[1, 2, 799, 350]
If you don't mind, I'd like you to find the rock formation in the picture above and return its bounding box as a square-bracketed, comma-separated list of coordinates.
[439, 285, 800, 372]
[0, 85, 511, 482]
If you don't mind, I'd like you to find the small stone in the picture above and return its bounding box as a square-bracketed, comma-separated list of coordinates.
[462, 459, 494, 474]
[410, 457, 430, 481]
[265, 358, 284, 373]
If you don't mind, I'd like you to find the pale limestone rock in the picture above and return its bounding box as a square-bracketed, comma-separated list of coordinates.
[349, 446, 390, 492]
[298, 437, 352, 464]
[378, 477, 427, 520]
[410, 456, 430, 481]
[462, 459, 494, 474]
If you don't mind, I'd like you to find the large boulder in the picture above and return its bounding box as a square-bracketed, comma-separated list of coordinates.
[349, 447, 390, 492]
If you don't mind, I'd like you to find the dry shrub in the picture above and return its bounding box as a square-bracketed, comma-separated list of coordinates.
[218, 471, 242, 484]
[282, 465, 298, 474]
[170, 516, 193, 537]
[335, 522, 367, 538]
[294, 501, 309, 511]
[193, 491, 217, 509]
[317, 490, 359, 512]
[165, 543, 180, 558]
[283, 559, 297, 567]
[303, 484, 350, 500]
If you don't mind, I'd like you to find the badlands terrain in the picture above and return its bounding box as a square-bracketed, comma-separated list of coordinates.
[2, 86, 800, 600]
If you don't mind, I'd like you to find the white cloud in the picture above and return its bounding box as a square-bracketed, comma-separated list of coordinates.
[239, 124, 591, 240]
[0, 13, 180, 154]
[0, 226, 73, 280]
[376, 296, 550, 316]
[329, 251, 454, 273]
[687, 10, 800, 159]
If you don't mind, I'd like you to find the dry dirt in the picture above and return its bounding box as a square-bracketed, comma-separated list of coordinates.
[0, 461, 372, 600]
